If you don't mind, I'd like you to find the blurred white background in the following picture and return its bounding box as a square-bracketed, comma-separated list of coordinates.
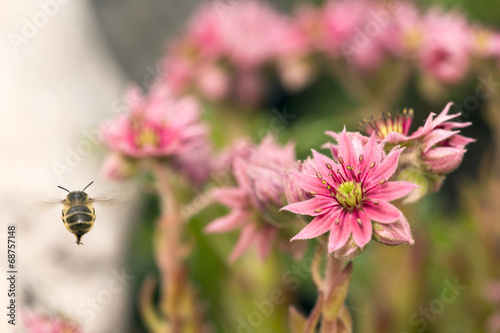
[0, 0, 140, 332]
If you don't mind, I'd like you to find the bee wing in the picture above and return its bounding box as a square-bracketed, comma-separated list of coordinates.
[39, 199, 64, 208]
[91, 197, 119, 206]
[30, 191, 64, 210]
[90, 187, 136, 207]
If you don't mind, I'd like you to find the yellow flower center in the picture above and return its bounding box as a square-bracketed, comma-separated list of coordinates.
[136, 128, 159, 148]
[336, 181, 363, 208]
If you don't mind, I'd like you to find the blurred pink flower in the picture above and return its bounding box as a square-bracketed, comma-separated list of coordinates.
[382, 2, 422, 57]
[205, 136, 296, 262]
[101, 81, 213, 185]
[418, 10, 472, 83]
[162, 4, 226, 96]
[102, 82, 209, 158]
[22, 312, 83, 333]
[281, 130, 416, 257]
[171, 136, 214, 186]
[194, 63, 230, 101]
[320, 0, 390, 71]
[470, 26, 499, 59]
[321, 0, 371, 56]
[218, 1, 291, 69]
[291, 5, 327, 53]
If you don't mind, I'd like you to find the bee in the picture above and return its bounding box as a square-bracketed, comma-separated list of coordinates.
[55, 181, 113, 245]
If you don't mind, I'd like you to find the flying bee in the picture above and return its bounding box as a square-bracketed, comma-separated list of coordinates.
[54, 181, 114, 245]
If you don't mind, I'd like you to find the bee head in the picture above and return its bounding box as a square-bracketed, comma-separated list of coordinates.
[58, 181, 94, 205]
[63, 191, 91, 205]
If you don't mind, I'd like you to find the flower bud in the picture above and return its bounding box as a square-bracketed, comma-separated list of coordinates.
[372, 216, 414, 246]
[421, 147, 467, 175]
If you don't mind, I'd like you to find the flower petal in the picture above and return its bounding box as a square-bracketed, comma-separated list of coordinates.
[229, 224, 257, 263]
[281, 196, 336, 216]
[291, 171, 330, 196]
[363, 200, 400, 223]
[291, 210, 339, 240]
[368, 146, 404, 184]
[422, 129, 459, 153]
[311, 149, 338, 181]
[431, 102, 457, 127]
[255, 225, 278, 262]
[367, 181, 418, 202]
[348, 210, 372, 248]
[360, 134, 381, 174]
[212, 187, 247, 209]
[338, 128, 358, 166]
[328, 211, 351, 252]
[423, 147, 466, 174]
[205, 210, 250, 233]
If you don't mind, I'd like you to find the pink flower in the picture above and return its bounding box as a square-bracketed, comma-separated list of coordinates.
[162, 4, 226, 96]
[103, 82, 208, 158]
[382, 2, 422, 57]
[205, 136, 296, 262]
[22, 311, 83, 333]
[321, 0, 371, 57]
[101, 80, 213, 185]
[194, 63, 230, 101]
[470, 26, 499, 59]
[352, 103, 474, 202]
[359, 103, 474, 175]
[281, 130, 416, 257]
[218, 1, 291, 69]
[418, 10, 472, 83]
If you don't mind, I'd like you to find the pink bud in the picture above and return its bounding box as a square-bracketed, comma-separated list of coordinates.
[422, 147, 467, 175]
[372, 216, 414, 246]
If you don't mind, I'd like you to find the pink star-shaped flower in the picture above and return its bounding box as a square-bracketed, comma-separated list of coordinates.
[281, 130, 416, 254]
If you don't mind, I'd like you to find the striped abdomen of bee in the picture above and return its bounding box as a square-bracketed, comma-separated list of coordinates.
[61, 191, 96, 245]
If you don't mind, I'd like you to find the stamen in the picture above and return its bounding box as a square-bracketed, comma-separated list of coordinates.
[348, 167, 357, 182]
[326, 163, 333, 170]
[335, 219, 340, 225]
[356, 218, 363, 226]
[379, 179, 386, 185]
[337, 170, 346, 182]
[316, 172, 322, 179]
[372, 200, 379, 205]
[314, 208, 322, 213]
[370, 162, 375, 169]
[308, 191, 317, 196]
[338, 156, 344, 164]
[330, 172, 342, 184]
[359, 154, 363, 162]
